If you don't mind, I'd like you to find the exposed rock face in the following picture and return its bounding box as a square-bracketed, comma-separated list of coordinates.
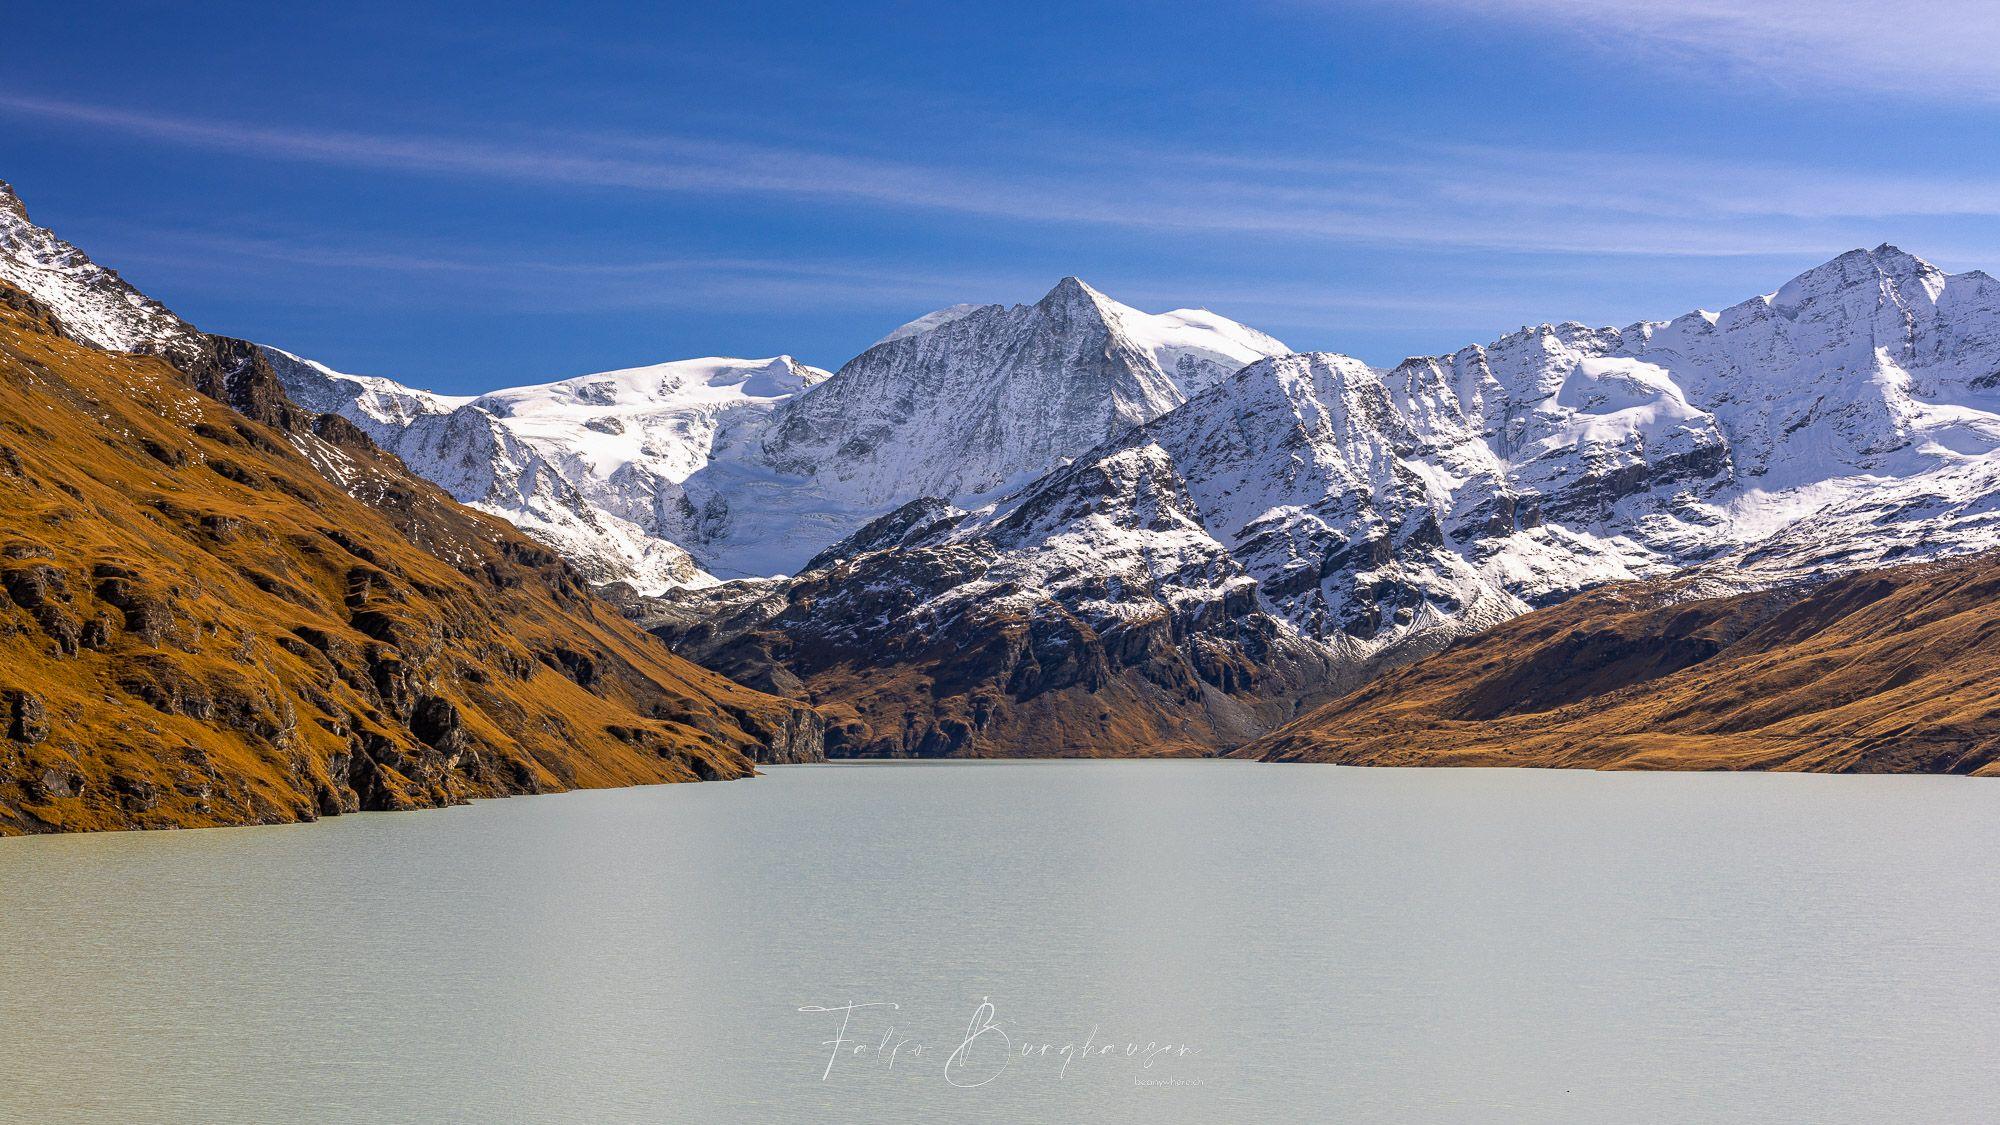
[1247, 551, 2000, 774]
[638, 560, 1331, 759]
[722, 700, 828, 765]
[643, 247, 2000, 757]
[0, 198, 825, 834]
[5, 690, 49, 746]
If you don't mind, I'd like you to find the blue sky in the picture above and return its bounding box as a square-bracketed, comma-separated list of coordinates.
[7, 0, 2000, 393]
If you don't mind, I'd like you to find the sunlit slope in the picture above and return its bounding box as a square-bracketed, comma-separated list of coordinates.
[1249, 553, 2000, 773]
[0, 286, 817, 833]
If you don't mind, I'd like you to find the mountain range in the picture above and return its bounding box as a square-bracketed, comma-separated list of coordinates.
[266, 276, 1287, 590]
[7, 172, 2000, 812]
[640, 245, 2000, 756]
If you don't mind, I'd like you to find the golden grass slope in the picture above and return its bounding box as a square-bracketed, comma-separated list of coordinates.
[1248, 553, 2000, 773]
[0, 286, 817, 833]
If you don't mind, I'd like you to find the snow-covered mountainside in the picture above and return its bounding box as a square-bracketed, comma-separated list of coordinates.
[760, 277, 1286, 510]
[641, 246, 2000, 756]
[0, 179, 207, 365]
[0, 179, 354, 454]
[268, 277, 1287, 589]
[261, 347, 830, 591]
[930, 245, 2000, 641]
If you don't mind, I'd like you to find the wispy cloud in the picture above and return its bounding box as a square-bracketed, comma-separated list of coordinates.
[10, 90, 1999, 263]
[0, 93, 995, 208]
[106, 224, 1529, 342]
[1364, 0, 2000, 101]
[102, 226, 1062, 314]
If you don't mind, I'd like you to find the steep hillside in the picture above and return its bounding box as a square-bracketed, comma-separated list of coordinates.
[0, 281, 820, 834]
[1248, 552, 2000, 773]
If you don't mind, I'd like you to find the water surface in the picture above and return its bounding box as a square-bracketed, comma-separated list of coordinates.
[3, 760, 1997, 1123]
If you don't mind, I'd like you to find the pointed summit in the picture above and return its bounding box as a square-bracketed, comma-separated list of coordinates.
[1773, 244, 1945, 310]
[1042, 275, 1102, 301]
[758, 278, 1287, 536]
[0, 179, 28, 223]
[1035, 276, 1117, 320]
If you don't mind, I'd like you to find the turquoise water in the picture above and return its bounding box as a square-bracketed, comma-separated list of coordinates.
[2, 760, 1997, 1123]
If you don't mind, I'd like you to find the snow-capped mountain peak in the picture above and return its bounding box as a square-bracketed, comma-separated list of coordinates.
[871, 278, 1286, 395]
[1034, 275, 1288, 395]
[680, 278, 1290, 571]
[755, 277, 1288, 506]
[1769, 243, 1943, 311]
[482, 354, 823, 410]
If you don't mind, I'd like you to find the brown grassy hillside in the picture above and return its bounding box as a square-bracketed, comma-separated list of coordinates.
[1247, 554, 2000, 773]
[0, 285, 819, 834]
